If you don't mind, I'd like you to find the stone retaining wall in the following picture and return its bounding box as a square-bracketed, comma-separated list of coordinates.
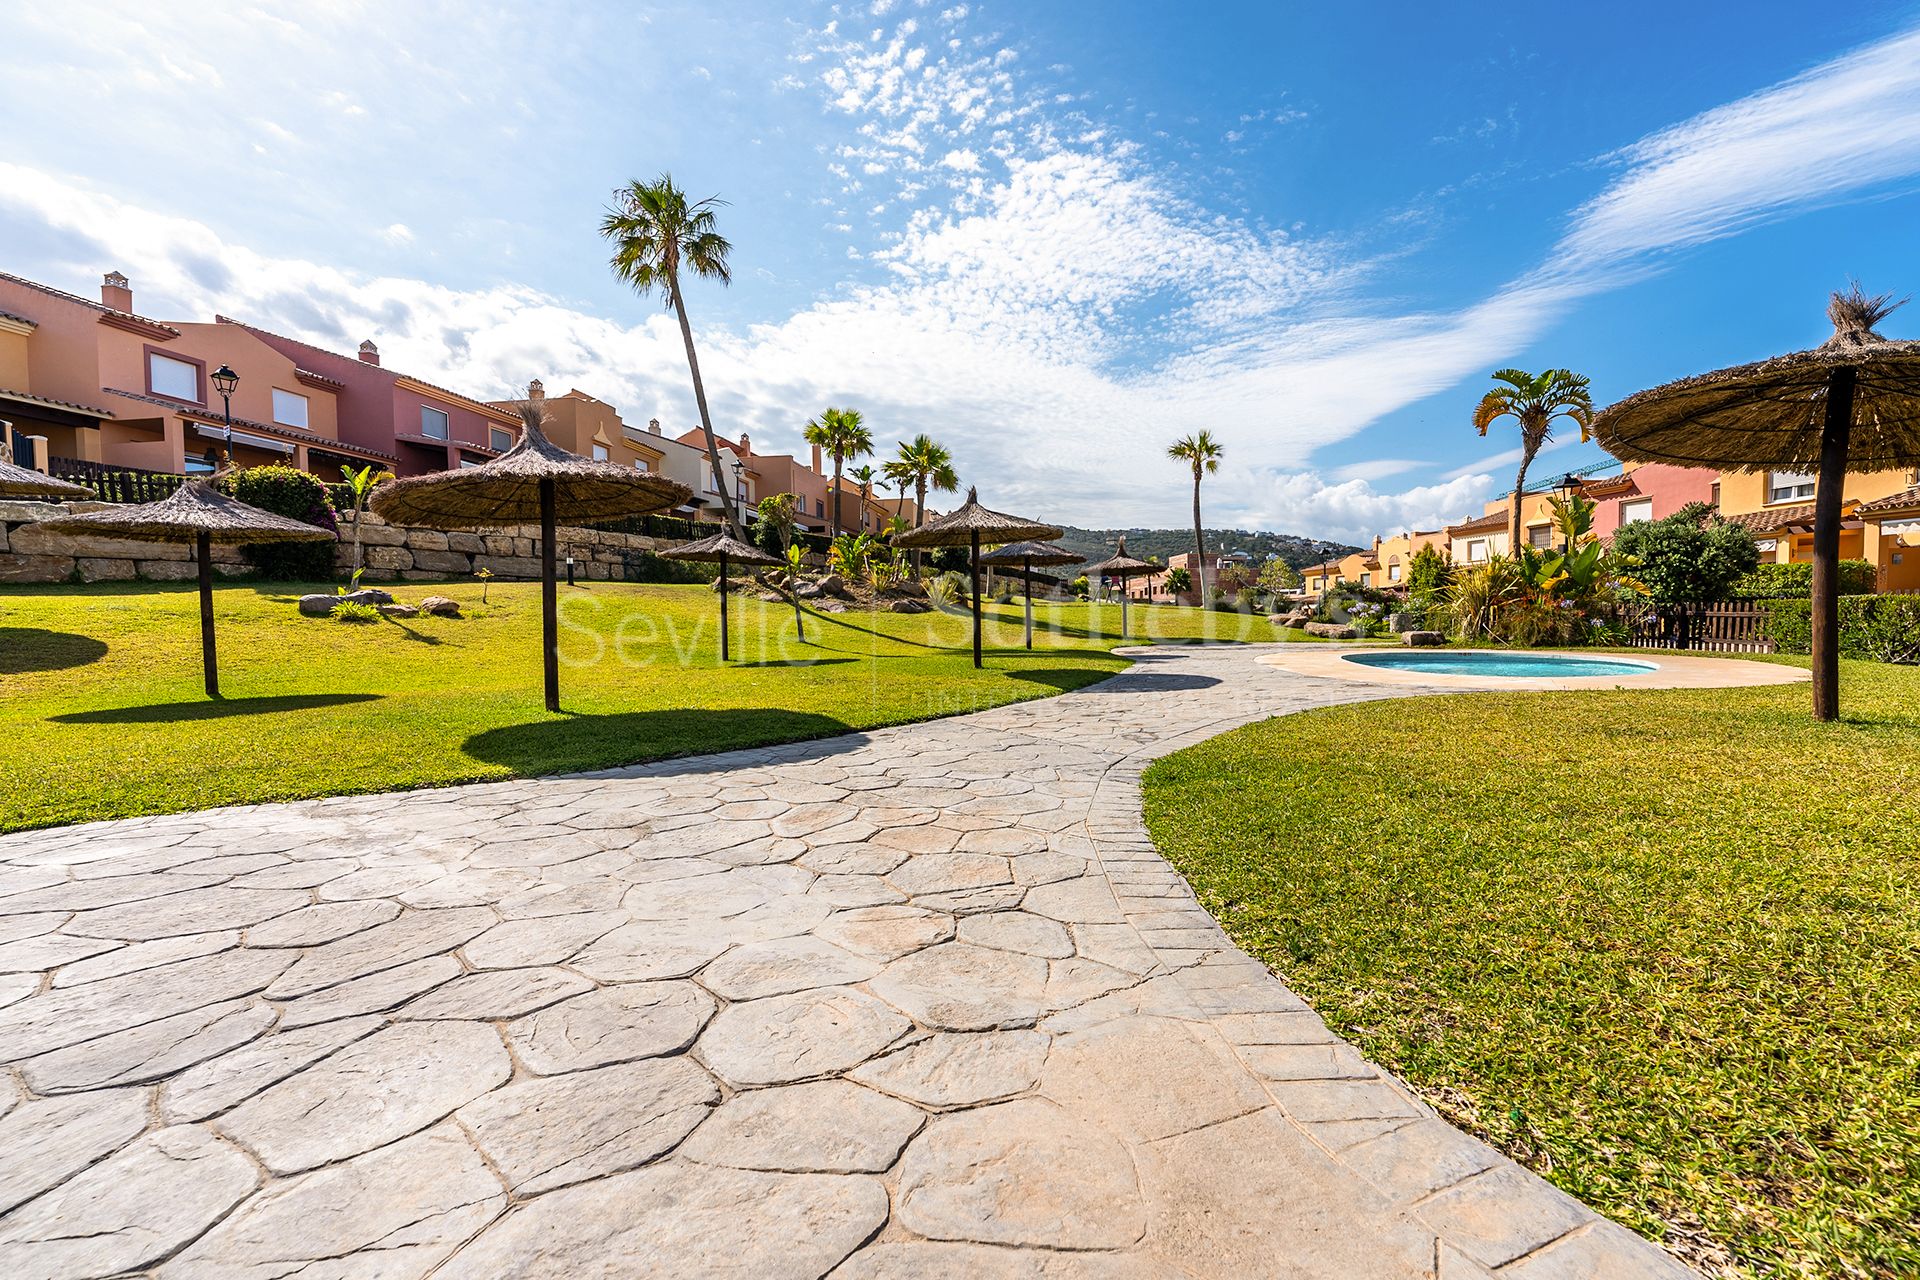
[0, 502, 691, 585]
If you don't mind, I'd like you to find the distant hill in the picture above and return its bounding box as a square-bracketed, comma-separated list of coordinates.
[1051, 526, 1360, 570]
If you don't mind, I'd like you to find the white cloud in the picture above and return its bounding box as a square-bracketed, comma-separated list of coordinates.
[382, 223, 414, 246]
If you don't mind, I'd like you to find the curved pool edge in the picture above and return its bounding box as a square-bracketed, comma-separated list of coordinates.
[1256, 644, 1810, 693]
[1342, 650, 1661, 679]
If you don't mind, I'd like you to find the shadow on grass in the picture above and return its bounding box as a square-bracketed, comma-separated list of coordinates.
[462, 707, 864, 776]
[733, 658, 857, 669]
[53, 692, 383, 724]
[0, 629, 109, 675]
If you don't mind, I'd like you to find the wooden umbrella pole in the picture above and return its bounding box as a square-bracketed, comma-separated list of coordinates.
[196, 530, 218, 698]
[540, 477, 560, 713]
[1022, 555, 1034, 649]
[1120, 577, 1129, 639]
[1811, 366, 1856, 721]
[718, 550, 730, 664]
[971, 529, 983, 669]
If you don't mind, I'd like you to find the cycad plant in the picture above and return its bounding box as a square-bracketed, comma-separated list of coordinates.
[339, 463, 395, 576]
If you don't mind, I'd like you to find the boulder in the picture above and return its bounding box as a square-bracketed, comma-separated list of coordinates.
[76, 558, 134, 582]
[795, 582, 823, 600]
[298, 594, 339, 617]
[379, 603, 419, 619]
[0, 553, 74, 584]
[1403, 630, 1446, 647]
[816, 600, 847, 613]
[419, 596, 461, 617]
[343, 587, 394, 606]
[890, 598, 933, 614]
[758, 592, 787, 603]
[409, 549, 473, 575]
[1304, 622, 1361, 640]
[1386, 611, 1418, 633]
[818, 573, 853, 599]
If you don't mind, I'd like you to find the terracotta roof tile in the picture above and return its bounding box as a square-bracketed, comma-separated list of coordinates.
[1446, 510, 1508, 535]
[0, 271, 180, 336]
[1856, 484, 1920, 517]
[0, 386, 114, 418]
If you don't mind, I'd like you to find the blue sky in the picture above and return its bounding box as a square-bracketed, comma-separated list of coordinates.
[3, 0, 1919, 540]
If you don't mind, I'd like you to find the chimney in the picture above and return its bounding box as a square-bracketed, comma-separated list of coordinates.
[527, 378, 545, 401]
[100, 271, 132, 312]
[811, 443, 823, 472]
[647, 417, 663, 436]
[358, 340, 381, 366]
[738, 432, 751, 456]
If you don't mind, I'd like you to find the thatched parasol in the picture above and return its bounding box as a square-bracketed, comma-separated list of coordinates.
[372, 406, 690, 712]
[1591, 286, 1920, 720]
[661, 531, 782, 663]
[0, 458, 94, 501]
[894, 487, 1063, 667]
[980, 540, 1084, 649]
[1083, 535, 1156, 639]
[36, 480, 333, 697]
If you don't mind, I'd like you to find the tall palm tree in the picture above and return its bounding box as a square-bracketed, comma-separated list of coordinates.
[601, 174, 742, 537]
[1168, 431, 1224, 600]
[1472, 368, 1596, 555]
[848, 463, 877, 532]
[889, 434, 960, 577]
[803, 407, 873, 540]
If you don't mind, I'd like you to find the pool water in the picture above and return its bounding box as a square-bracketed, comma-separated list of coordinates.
[1342, 650, 1659, 678]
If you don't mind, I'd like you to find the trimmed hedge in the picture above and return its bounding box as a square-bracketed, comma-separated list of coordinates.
[1730, 560, 1878, 599]
[220, 466, 339, 580]
[1761, 595, 1920, 664]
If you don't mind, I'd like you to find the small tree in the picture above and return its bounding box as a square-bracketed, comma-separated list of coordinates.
[754, 492, 798, 557]
[1164, 566, 1192, 596]
[1258, 558, 1300, 596]
[1610, 502, 1760, 604]
[339, 463, 395, 576]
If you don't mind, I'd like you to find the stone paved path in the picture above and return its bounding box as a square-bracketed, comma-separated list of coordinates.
[0, 645, 1695, 1279]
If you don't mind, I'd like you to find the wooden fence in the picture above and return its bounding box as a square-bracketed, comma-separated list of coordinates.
[47, 458, 186, 505]
[1623, 601, 1774, 653]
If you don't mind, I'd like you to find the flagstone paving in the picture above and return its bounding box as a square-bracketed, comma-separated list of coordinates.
[0, 645, 1697, 1279]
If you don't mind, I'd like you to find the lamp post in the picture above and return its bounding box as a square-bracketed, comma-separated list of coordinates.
[565, 555, 576, 587]
[210, 364, 239, 466]
[1553, 472, 1582, 554]
[731, 457, 746, 529]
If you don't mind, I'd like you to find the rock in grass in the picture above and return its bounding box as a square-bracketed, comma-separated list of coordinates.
[297, 595, 338, 617]
[419, 596, 460, 617]
[379, 603, 419, 618]
[1305, 622, 1360, 639]
[1404, 631, 1445, 647]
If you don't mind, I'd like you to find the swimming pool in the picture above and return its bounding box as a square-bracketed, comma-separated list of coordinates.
[1342, 650, 1659, 679]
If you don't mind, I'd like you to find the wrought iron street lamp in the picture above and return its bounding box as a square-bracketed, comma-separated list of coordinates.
[210, 364, 240, 464]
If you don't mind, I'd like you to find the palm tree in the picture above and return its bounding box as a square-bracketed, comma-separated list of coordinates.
[1168, 431, 1224, 600]
[338, 463, 395, 577]
[848, 463, 876, 531]
[889, 434, 960, 577]
[601, 174, 742, 537]
[803, 407, 873, 540]
[1472, 368, 1596, 555]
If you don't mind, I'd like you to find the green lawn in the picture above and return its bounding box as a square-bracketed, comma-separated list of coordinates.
[0, 579, 1300, 831]
[1142, 658, 1920, 1279]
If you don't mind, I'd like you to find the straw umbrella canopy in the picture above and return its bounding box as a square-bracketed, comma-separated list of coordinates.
[371, 405, 690, 712]
[1590, 286, 1920, 720]
[0, 458, 93, 501]
[980, 540, 1083, 649]
[1083, 535, 1156, 639]
[661, 531, 782, 663]
[36, 480, 333, 697]
[894, 487, 1063, 668]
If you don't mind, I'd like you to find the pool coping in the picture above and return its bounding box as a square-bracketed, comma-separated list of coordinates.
[1255, 645, 1811, 692]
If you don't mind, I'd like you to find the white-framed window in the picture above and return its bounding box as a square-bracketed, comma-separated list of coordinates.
[1359, 572, 1371, 587]
[592, 444, 609, 462]
[633, 458, 651, 472]
[420, 406, 450, 440]
[1527, 524, 1553, 548]
[1756, 538, 1778, 552]
[1388, 562, 1402, 583]
[490, 426, 511, 452]
[1619, 498, 1654, 524]
[1769, 471, 1816, 503]
[147, 352, 200, 402]
[1468, 539, 1488, 563]
[271, 388, 309, 429]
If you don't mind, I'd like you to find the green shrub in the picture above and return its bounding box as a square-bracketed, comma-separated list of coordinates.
[1730, 559, 1878, 598]
[617, 551, 712, 585]
[1762, 596, 1920, 663]
[1611, 502, 1759, 603]
[219, 466, 338, 580]
[331, 601, 381, 624]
